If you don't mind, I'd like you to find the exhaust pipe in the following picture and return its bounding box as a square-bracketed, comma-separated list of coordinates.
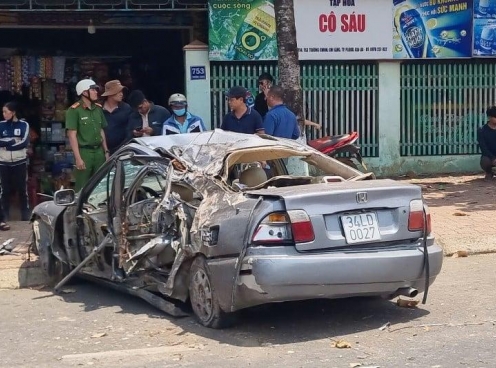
[392, 287, 418, 299]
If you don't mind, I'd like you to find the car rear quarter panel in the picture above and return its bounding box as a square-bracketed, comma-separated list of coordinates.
[198, 195, 283, 258]
[200, 195, 285, 313]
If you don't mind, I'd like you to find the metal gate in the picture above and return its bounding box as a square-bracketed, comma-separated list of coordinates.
[210, 61, 379, 157]
[400, 60, 496, 156]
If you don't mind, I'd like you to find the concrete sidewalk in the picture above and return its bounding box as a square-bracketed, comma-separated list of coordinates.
[0, 221, 47, 289]
[0, 173, 494, 289]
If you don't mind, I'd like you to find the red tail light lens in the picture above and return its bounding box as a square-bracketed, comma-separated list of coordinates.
[288, 210, 315, 243]
[252, 211, 315, 244]
[408, 200, 432, 234]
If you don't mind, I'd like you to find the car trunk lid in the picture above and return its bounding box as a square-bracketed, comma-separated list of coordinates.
[246, 179, 424, 251]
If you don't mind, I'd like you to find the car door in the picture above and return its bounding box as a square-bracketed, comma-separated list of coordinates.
[74, 160, 117, 275]
[119, 163, 172, 273]
[70, 150, 143, 274]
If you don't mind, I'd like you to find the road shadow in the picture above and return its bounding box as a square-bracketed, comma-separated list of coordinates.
[34, 279, 430, 347]
[396, 175, 496, 213]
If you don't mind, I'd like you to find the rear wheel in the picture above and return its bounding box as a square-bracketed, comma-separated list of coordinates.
[189, 256, 236, 329]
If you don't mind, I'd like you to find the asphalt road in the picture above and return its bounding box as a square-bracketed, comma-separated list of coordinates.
[1, 254, 495, 368]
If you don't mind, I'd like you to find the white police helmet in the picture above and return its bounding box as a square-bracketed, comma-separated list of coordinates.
[76, 79, 96, 96]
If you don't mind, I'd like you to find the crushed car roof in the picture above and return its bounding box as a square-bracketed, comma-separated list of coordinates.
[132, 129, 308, 154]
[131, 129, 312, 172]
[131, 129, 363, 179]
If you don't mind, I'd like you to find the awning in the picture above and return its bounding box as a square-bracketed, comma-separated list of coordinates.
[0, 0, 207, 11]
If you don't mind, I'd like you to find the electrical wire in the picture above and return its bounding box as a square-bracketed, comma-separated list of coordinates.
[422, 205, 430, 304]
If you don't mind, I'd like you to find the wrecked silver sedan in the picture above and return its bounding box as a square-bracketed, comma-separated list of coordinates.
[31, 130, 443, 328]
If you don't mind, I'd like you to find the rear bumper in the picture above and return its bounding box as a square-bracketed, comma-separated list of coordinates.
[229, 243, 443, 311]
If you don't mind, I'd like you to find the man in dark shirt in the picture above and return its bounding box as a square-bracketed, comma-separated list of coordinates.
[221, 86, 265, 135]
[102, 80, 132, 154]
[263, 85, 300, 139]
[127, 90, 171, 139]
[477, 106, 496, 180]
[254, 72, 274, 118]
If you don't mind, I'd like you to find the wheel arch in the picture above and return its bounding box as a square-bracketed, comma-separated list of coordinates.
[31, 203, 68, 263]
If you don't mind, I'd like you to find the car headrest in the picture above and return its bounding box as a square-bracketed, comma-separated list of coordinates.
[171, 183, 194, 202]
[239, 166, 267, 188]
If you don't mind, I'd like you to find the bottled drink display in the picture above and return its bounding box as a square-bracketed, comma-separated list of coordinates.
[394, 0, 435, 58]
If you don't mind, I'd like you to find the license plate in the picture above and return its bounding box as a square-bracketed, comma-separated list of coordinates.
[340, 212, 381, 244]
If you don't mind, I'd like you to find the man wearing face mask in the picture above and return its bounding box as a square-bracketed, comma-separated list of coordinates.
[162, 93, 207, 135]
[66, 79, 109, 192]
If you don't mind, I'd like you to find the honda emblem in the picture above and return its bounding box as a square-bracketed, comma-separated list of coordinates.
[356, 192, 368, 204]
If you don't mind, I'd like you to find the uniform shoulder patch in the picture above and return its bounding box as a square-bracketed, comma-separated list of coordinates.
[95, 103, 102, 108]
[70, 102, 80, 109]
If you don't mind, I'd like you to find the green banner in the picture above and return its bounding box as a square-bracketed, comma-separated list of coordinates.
[208, 0, 278, 61]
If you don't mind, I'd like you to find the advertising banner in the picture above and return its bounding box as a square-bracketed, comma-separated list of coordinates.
[208, 0, 278, 61]
[393, 0, 473, 59]
[294, 0, 393, 60]
[473, 0, 496, 56]
[208, 0, 477, 61]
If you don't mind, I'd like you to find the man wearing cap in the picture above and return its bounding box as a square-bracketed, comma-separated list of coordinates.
[102, 80, 132, 154]
[127, 90, 170, 139]
[477, 105, 496, 181]
[221, 86, 264, 135]
[66, 79, 110, 192]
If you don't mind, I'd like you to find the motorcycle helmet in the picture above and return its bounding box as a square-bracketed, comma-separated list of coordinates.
[168, 93, 187, 106]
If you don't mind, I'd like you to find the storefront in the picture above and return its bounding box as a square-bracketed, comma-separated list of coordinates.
[205, 0, 493, 176]
[0, 0, 208, 218]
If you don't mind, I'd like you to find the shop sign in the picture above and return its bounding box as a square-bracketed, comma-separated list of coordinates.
[473, 0, 496, 56]
[190, 66, 206, 80]
[208, 0, 278, 61]
[294, 0, 393, 60]
[393, 0, 473, 59]
[208, 0, 477, 61]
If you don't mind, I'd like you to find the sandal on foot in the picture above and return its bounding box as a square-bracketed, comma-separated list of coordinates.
[0, 222, 10, 231]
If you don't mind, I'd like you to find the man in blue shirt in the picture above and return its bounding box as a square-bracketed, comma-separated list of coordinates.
[163, 93, 207, 135]
[263, 85, 300, 139]
[221, 86, 265, 135]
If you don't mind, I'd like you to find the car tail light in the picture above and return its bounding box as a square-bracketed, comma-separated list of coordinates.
[288, 210, 315, 243]
[408, 199, 432, 234]
[252, 210, 315, 244]
[252, 212, 292, 244]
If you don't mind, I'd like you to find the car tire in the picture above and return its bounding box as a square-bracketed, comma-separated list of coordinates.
[32, 219, 70, 286]
[189, 256, 236, 329]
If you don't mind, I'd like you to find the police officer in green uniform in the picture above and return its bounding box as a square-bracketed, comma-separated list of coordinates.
[66, 79, 110, 192]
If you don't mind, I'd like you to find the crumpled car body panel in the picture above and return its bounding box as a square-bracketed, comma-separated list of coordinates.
[30, 129, 443, 320]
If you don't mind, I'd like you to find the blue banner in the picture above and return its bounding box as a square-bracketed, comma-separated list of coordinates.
[393, 0, 473, 59]
[473, 0, 496, 56]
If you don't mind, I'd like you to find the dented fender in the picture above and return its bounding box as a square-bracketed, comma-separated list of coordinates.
[31, 201, 69, 263]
